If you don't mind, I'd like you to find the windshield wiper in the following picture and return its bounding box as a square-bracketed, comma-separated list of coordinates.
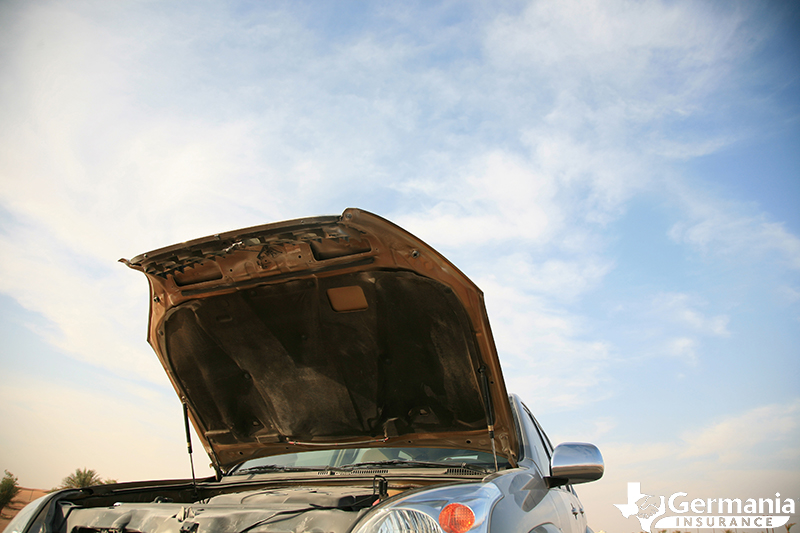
[335, 460, 490, 474]
[229, 464, 321, 476]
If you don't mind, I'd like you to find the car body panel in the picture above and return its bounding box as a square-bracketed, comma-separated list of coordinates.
[123, 208, 517, 473]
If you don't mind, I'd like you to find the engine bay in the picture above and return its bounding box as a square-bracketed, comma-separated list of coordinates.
[60, 485, 389, 533]
[42, 471, 467, 533]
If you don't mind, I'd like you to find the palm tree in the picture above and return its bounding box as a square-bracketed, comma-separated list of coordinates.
[60, 468, 103, 488]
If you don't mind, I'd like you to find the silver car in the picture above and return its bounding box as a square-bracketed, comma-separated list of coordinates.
[7, 208, 603, 533]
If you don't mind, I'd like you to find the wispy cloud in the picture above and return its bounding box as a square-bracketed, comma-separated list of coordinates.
[477, 276, 614, 412]
[652, 292, 730, 337]
[484, 0, 752, 151]
[680, 399, 800, 465]
[669, 210, 800, 269]
[667, 337, 699, 365]
[588, 399, 800, 471]
[394, 150, 561, 247]
[0, 225, 161, 383]
[778, 285, 800, 303]
[580, 400, 800, 532]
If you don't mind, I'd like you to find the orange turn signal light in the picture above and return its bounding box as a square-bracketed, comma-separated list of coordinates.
[439, 503, 476, 533]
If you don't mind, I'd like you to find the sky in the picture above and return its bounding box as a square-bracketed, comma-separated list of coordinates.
[0, 0, 798, 531]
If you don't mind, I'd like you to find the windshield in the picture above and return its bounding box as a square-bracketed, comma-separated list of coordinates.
[227, 447, 508, 475]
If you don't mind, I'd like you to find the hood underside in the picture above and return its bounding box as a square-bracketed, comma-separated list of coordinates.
[125, 208, 517, 472]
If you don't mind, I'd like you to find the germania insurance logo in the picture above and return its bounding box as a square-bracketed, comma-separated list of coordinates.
[614, 482, 795, 532]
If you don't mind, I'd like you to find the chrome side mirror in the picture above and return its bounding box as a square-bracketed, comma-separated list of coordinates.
[547, 442, 604, 487]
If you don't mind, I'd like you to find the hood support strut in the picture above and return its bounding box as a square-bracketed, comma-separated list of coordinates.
[478, 366, 499, 472]
[183, 400, 200, 491]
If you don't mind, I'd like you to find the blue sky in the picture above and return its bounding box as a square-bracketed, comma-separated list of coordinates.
[0, 1, 798, 531]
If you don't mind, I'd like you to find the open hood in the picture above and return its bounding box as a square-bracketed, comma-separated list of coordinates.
[124, 208, 517, 473]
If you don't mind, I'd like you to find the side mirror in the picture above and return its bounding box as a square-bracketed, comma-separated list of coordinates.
[546, 442, 604, 488]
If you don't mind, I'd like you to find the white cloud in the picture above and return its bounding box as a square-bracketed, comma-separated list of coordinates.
[778, 285, 800, 303]
[667, 337, 698, 365]
[0, 226, 163, 383]
[635, 293, 731, 365]
[653, 292, 730, 337]
[490, 255, 613, 301]
[483, 0, 751, 165]
[485, 0, 747, 100]
[394, 150, 561, 248]
[680, 399, 800, 464]
[589, 400, 800, 472]
[584, 417, 618, 443]
[478, 276, 613, 411]
[580, 401, 800, 532]
[651, 135, 739, 159]
[669, 211, 800, 270]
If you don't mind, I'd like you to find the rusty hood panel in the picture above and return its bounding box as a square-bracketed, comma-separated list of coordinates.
[124, 208, 517, 472]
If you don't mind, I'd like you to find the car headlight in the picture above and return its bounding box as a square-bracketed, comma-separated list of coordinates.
[372, 508, 442, 533]
[352, 483, 502, 533]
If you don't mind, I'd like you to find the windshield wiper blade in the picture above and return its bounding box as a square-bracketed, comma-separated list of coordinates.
[229, 465, 321, 476]
[336, 460, 489, 474]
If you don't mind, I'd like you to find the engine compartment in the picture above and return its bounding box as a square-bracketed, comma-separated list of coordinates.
[61, 486, 384, 533]
[44, 473, 459, 533]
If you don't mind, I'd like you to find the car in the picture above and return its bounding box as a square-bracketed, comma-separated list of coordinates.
[7, 208, 603, 533]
